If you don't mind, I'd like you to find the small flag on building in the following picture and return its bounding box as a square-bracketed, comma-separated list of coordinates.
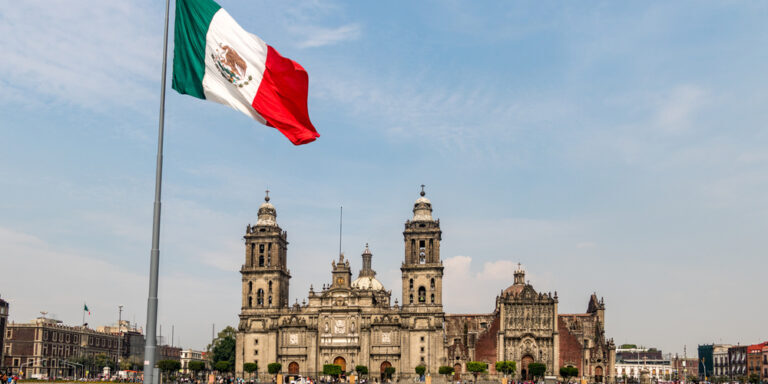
[172, 0, 320, 145]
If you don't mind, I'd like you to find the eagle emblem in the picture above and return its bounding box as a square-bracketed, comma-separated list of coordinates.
[212, 43, 252, 87]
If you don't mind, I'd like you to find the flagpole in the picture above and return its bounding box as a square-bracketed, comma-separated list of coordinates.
[143, 0, 171, 383]
[82, 305, 85, 326]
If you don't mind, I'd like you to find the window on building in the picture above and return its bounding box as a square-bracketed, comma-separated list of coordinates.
[418, 286, 426, 302]
[269, 281, 273, 292]
[430, 278, 435, 289]
[409, 279, 414, 289]
[420, 347, 425, 352]
[430, 294, 435, 303]
[420, 336, 425, 342]
[248, 296, 253, 307]
[254, 339, 258, 345]
[257, 289, 264, 306]
[268, 296, 272, 305]
[420, 240, 425, 248]
[254, 350, 258, 355]
[259, 255, 265, 267]
[249, 281, 253, 293]
[259, 244, 265, 253]
[409, 294, 413, 304]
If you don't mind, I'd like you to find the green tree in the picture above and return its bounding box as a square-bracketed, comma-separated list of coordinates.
[323, 364, 342, 376]
[268, 362, 283, 378]
[560, 366, 579, 382]
[158, 360, 182, 382]
[94, 353, 116, 371]
[208, 326, 237, 374]
[215, 361, 231, 373]
[495, 361, 516, 377]
[439, 366, 454, 378]
[384, 367, 396, 380]
[355, 365, 369, 376]
[243, 362, 258, 379]
[748, 374, 760, 384]
[466, 362, 487, 383]
[189, 361, 206, 378]
[415, 365, 427, 377]
[528, 363, 546, 381]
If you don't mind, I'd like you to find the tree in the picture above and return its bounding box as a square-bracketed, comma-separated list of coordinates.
[324, 364, 342, 381]
[415, 365, 426, 377]
[560, 366, 579, 382]
[466, 362, 487, 383]
[215, 361, 231, 373]
[495, 361, 516, 377]
[189, 361, 206, 378]
[243, 363, 258, 379]
[94, 353, 116, 371]
[384, 367, 396, 380]
[748, 374, 760, 384]
[158, 360, 182, 383]
[355, 365, 369, 376]
[209, 326, 237, 374]
[528, 363, 546, 381]
[269, 363, 283, 377]
[439, 366, 454, 378]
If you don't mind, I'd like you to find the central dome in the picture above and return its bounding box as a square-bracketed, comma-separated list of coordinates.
[351, 276, 384, 290]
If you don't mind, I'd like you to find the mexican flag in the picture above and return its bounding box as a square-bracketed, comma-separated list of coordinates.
[84, 304, 90, 315]
[172, 0, 319, 145]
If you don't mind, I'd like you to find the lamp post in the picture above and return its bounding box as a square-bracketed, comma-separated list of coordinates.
[117, 305, 123, 373]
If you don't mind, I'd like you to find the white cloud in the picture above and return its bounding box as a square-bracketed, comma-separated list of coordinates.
[0, 1, 159, 111]
[0, 226, 238, 350]
[296, 24, 361, 48]
[653, 85, 707, 134]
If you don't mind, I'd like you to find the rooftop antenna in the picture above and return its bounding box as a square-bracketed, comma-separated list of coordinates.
[339, 206, 343, 256]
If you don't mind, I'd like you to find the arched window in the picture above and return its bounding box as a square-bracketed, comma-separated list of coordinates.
[257, 289, 264, 306]
[430, 294, 435, 303]
[268, 296, 272, 305]
[259, 255, 264, 267]
[248, 281, 253, 293]
[430, 278, 435, 289]
[418, 286, 426, 302]
[268, 281, 273, 292]
[268, 255, 271, 266]
[409, 294, 414, 304]
[248, 296, 252, 307]
[409, 278, 414, 289]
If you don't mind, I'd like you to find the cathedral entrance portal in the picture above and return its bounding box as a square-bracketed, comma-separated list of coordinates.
[288, 362, 299, 374]
[453, 364, 462, 381]
[521, 355, 534, 380]
[380, 361, 392, 381]
[595, 366, 604, 383]
[334, 357, 347, 372]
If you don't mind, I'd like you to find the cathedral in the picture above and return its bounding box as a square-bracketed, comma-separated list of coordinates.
[235, 190, 616, 382]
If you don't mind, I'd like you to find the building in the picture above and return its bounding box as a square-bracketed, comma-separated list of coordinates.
[97, 321, 145, 369]
[614, 347, 671, 381]
[670, 356, 698, 381]
[712, 344, 732, 379]
[235, 190, 616, 382]
[180, 349, 206, 374]
[3, 317, 121, 378]
[728, 345, 747, 380]
[158, 344, 181, 362]
[698, 344, 713, 381]
[747, 343, 766, 381]
[761, 345, 768, 382]
[0, 296, 8, 372]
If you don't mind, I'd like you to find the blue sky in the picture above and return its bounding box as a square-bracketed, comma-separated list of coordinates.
[1, 0, 767, 353]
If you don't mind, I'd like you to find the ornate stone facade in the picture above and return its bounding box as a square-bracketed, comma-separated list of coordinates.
[235, 190, 616, 382]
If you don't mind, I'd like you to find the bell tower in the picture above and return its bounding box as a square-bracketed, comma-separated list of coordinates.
[241, 191, 290, 310]
[401, 185, 443, 308]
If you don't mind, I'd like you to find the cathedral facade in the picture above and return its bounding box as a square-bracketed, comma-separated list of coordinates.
[235, 191, 615, 382]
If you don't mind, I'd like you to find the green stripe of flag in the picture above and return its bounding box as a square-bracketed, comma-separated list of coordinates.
[172, 0, 221, 99]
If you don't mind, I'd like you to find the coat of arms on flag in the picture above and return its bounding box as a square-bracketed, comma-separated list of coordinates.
[212, 43, 252, 87]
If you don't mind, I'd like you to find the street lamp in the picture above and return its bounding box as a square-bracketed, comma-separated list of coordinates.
[117, 305, 123, 373]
